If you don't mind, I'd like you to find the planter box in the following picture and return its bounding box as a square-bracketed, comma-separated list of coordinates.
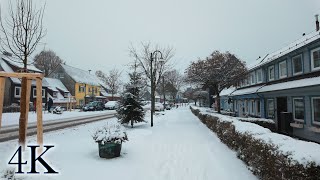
[98, 142, 122, 158]
[290, 122, 304, 129]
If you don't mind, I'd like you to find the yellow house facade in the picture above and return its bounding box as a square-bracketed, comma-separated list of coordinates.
[75, 83, 101, 106]
[48, 64, 104, 107]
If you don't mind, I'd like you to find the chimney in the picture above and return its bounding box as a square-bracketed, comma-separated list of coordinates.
[316, 14, 319, 31]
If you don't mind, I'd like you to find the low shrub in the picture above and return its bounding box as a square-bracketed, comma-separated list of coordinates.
[190, 106, 320, 180]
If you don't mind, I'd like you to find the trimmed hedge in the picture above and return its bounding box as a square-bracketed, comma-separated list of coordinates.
[190, 107, 320, 180]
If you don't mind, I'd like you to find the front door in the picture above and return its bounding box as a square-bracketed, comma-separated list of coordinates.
[276, 97, 287, 132]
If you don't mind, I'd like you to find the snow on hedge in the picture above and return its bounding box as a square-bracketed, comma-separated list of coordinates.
[193, 106, 320, 166]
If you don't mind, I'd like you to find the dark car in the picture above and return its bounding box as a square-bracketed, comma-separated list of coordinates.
[82, 101, 104, 111]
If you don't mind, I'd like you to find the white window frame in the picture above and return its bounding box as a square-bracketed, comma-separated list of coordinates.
[292, 97, 304, 123]
[267, 99, 275, 118]
[53, 91, 58, 98]
[33, 88, 45, 98]
[311, 47, 320, 71]
[250, 72, 255, 85]
[244, 100, 248, 113]
[292, 54, 303, 75]
[14, 87, 21, 98]
[268, 65, 275, 81]
[311, 97, 320, 125]
[256, 69, 262, 83]
[279, 60, 287, 79]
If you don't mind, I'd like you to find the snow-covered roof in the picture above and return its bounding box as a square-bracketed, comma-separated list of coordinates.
[2, 55, 42, 72]
[60, 64, 100, 86]
[249, 31, 320, 70]
[220, 87, 236, 96]
[44, 78, 69, 92]
[230, 86, 263, 96]
[258, 76, 320, 93]
[0, 58, 20, 84]
[0, 58, 45, 86]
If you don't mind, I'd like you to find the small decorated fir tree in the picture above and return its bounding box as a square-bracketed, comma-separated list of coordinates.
[116, 93, 145, 128]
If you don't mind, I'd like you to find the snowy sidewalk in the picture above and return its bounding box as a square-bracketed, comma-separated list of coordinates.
[0, 107, 256, 180]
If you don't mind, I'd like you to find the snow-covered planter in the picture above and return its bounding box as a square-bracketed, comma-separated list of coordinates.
[190, 106, 320, 180]
[92, 123, 128, 158]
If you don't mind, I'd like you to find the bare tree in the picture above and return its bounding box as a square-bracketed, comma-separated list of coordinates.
[34, 50, 64, 76]
[162, 69, 184, 102]
[129, 42, 175, 117]
[0, 0, 45, 146]
[96, 69, 122, 100]
[186, 50, 247, 113]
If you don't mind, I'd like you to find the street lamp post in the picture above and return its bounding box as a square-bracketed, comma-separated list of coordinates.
[150, 50, 164, 127]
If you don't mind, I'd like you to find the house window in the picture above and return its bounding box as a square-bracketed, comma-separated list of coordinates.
[234, 100, 237, 111]
[250, 72, 255, 85]
[311, 47, 320, 71]
[256, 100, 261, 116]
[59, 73, 64, 79]
[268, 65, 275, 81]
[279, 60, 287, 78]
[95, 88, 98, 93]
[79, 85, 85, 93]
[256, 69, 262, 83]
[292, 55, 303, 75]
[53, 91, 57, 98]
[244, 100, 248, 113]
[33, 89, 45, 98]
[267, 99, 275, 118]
[251, 100, 255, 114]
[79, 99, 84, 106]
[311, 97, 320, 125]
[293, 98, 304, 122]
[64, 92, 69, 97]
[14, 87, 21, 98]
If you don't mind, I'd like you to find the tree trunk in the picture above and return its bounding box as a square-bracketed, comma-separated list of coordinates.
[217, 93, 221, 114]
[131, 119, 133, 128]
[208, 87, 214, 109]
[19, 78, 27, 148]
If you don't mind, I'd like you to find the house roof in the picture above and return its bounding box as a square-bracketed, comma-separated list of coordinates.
[220, 87, 236, 96]
[230, 86, 263, 96]
[258, 76, 320, 93]
[249, 31, 320, 71]
[60, 64, 100, 86]
[2, 55, 42, 73]
[0, 57, 45, 86]
[43, 78, 69, 92]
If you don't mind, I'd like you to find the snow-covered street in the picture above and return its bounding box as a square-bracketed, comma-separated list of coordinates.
[0, 107, 256, 180]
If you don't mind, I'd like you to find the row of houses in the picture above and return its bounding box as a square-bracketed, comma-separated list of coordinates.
[218, 18, 320, 143]
[0, 54, 120, 108]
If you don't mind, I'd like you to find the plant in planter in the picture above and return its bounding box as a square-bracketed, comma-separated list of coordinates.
[92, 123, 128, 158]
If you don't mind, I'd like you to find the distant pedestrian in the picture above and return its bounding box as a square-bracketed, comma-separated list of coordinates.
[48, 97, 53, 113]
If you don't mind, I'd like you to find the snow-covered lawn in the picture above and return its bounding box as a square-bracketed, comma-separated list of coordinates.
[1, 110, 116, 127]
[0, 107, 256, 180]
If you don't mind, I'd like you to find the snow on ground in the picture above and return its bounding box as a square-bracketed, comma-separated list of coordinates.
[0, 107, 256, 180]
[193, 106, 320, 166]
[1, 110, 116, 127]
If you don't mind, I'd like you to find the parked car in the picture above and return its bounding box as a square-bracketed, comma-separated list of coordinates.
[83, 101, 105, 111]
[104, 101, 119, 110]
[163, 103, 171, 110]
[155, 102, 164, 111]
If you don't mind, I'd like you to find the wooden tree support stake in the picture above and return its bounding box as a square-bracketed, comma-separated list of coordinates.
[36, 78, 43, 149]
[0, 77, 5, 130]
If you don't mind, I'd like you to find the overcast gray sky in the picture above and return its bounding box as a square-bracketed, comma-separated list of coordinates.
[2, 0, 320, 81]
